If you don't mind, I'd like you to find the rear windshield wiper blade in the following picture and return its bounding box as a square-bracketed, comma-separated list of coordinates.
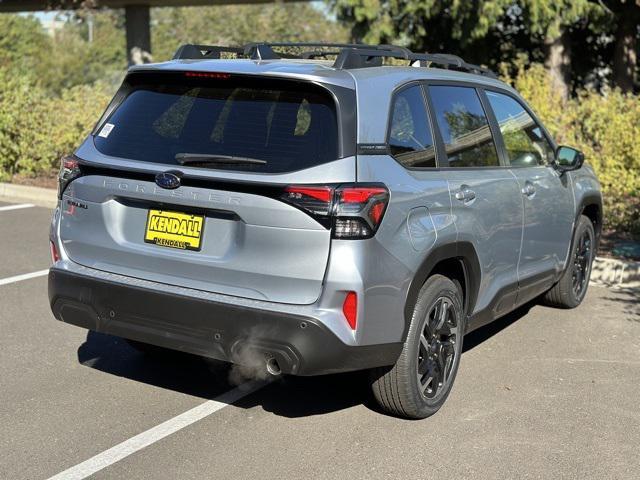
[175, 153, 267, 165]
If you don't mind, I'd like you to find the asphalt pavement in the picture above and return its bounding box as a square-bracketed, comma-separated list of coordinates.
[1, 201, 638, 480]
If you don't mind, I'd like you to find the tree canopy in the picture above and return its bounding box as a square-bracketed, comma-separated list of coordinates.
[0, 4, 348, 94]
[330, 0, 639, 94]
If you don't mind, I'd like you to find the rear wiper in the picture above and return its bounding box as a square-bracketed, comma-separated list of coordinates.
[175, 153, 267, 165]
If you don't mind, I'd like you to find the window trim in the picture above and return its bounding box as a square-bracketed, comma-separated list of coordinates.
[384, 80, 441, 170]
[477, 88, 509, 167]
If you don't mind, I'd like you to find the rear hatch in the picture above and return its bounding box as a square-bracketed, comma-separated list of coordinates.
[59, 70, 356, 304]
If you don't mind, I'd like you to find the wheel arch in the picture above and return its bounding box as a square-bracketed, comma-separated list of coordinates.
[578, 194, 603, 247]
[403, 242, 481, 341]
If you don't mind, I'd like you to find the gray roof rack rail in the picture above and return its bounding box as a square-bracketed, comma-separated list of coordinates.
[172, 42, 497, 79]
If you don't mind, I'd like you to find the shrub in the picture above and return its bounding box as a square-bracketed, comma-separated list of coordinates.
[506, 63, 640, 236]
[0, 74, 112, 181]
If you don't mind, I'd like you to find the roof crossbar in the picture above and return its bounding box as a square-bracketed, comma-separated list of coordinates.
[172, 44, 244, 60]
[172, 42, 497, 78]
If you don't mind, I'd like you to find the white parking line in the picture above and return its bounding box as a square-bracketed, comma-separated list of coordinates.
[0, 203, 34, 212]
[47, 379, 268, 480]
[0, 269, 49, 286]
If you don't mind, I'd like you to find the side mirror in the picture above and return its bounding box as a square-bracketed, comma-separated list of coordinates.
[554, 146, 585, 173]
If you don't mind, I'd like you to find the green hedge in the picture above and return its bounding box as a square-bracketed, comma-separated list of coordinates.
[0, 64, 638, 236]
[0, 72, 113, 180]
[505, 63, 640, 236]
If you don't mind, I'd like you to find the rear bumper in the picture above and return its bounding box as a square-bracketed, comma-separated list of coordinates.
[48, 268, 401, 376]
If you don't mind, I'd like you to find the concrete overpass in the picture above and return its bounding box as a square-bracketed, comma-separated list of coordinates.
[0, 0, 300, 64]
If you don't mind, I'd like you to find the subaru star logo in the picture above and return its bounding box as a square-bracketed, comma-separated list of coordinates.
[155, 171, 181, 190]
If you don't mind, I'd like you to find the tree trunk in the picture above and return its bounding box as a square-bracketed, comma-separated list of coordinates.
[612, 6, 638, 93]
[545, 27, 572, 101]
[125, 5, 152, 66]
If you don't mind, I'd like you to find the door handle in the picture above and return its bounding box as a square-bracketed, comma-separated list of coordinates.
[522, 182, 536, 197]
[455, 186, 476, 203]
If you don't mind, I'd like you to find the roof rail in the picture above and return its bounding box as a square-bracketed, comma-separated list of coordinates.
[410, 53, 496, 77]
[172, 42, 497, 79]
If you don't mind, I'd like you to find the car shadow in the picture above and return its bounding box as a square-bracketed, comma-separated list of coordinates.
[463, 301, 534, 352]
[77, 331, 236, 399]
[77, 302, 534, 419]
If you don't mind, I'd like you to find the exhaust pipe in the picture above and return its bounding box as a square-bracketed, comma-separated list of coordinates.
[265, 356, 282, 376]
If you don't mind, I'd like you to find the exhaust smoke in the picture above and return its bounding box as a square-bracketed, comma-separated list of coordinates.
[226, 326, 285, 385]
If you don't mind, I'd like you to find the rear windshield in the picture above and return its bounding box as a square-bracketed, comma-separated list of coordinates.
[93, 73, 340, 173]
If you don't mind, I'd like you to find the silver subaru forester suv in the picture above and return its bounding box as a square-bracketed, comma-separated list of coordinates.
[49, 43, 602, 419]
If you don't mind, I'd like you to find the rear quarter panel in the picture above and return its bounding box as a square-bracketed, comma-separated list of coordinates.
[355, 155, 456, 344]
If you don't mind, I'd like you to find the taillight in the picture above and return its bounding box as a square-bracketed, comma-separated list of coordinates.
[58, 155, 82, 199]
[342, 291, 357, 330]
[282, 184, 389, 239]
[282, 185, 334, 219]
[334, 185, 389, 239]
[50, 241, 60, 263]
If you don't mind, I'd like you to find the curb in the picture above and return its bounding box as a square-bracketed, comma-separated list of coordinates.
[0, 182, 57, 208]
[1, 181, 638, 289]
[590, 256, 640, 289]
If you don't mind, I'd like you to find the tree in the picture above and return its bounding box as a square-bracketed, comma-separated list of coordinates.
[329, 0, 510, 58]
[34, 10, 126, 93]
[329, 0, 607, 97]
[0, 14, 49, 81]
[516, 1, 596, 99]
[152, 3, 349, 62]
[597, 0, 640, 92]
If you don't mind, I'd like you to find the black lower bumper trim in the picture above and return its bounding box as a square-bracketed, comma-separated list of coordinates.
[48, 268, 401, 376]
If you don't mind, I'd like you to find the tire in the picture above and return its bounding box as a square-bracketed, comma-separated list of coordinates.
[370, 274, 465, 419]
[543, 214, 595, 309]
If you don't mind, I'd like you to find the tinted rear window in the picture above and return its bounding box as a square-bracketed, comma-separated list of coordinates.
[428, 85, 499, 168]
[93, 73, 340, 173]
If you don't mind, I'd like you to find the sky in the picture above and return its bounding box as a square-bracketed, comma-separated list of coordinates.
[30, 11, 56, 21]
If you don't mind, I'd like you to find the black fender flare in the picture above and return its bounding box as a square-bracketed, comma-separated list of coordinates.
[576, 193, 603, 245]
[402, 242, 482, 342]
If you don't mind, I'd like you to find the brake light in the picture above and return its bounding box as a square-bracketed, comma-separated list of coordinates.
[184, 71, 231, 79]
[58, 155, 82, 199]
[334, 186, 389, 239]
[342, 291, 357, 330]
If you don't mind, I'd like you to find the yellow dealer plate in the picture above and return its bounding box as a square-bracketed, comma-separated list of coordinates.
[144, 210, 204, 251]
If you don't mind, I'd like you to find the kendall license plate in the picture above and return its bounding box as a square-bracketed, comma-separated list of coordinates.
[144, 210, 204, 251]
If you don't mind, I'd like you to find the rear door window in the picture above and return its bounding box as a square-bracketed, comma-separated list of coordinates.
[93, 73, 340, 173]
[428, 86, 500, 167]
